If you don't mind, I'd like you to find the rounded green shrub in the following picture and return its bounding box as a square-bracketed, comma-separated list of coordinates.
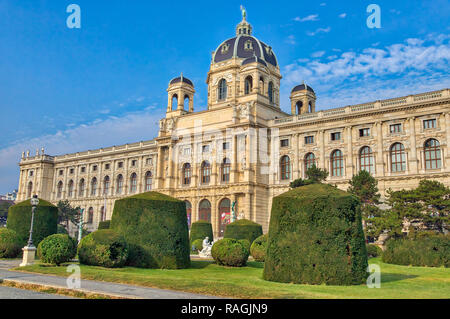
[366, 244, 383, 258]
[7, 199, 58, 247]
[0, 228, 22, 258]
[110, 192, 190, 269]
[78, 230, 128, 268]
[382, 235, 449, 267]
[211, 238, 250, 267]
[190, 221, 213, 243]
[224, 219, 263, 245]
[250, 234, 268, 262]
[57, 225, 68, 234]
[191, 239, 203, 253]
[263, 183, 368, 286]
[37, 234, 75, 265]
[98, 220, 110, 230]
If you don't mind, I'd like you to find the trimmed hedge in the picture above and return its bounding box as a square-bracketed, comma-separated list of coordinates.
[382, 235, 449, 267]
[98, 220, 110, 230]
[7, 199, 58, 247]
[263, 183, 368, 285]
[191, 239, 203, 253]
[366, 244, 383, 258]
[250, 234, 268, 262]
[111, 192, 190, 269]
[37, 234, 75, 265]
[211, 238, 250, 267]
[224, 219, 263, 245]
[0, 228, 22, 258]
[190, 221, 213, 243]
[78, 230, 128, 268]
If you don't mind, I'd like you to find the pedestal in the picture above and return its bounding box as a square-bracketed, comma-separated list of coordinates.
[20, 246, 36, 267]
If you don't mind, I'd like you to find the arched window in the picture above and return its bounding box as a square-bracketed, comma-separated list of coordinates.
[182, 163, 191, 185]
[296, 101, 303, 114]
[331, 150, 344, 177]
[130, 173, 137, 193]
[27, 182, 33, 199]
[221, 158, 231, 183]
[184, 95, 190, 109]
[201, 161, 211, 184]
[87, 207, 94, 224]
[185, 201, 192, 229]
[424, 139, 441, 170]
[219, 198, 231, 236]
[390, 143, 406, 172]
[90, 178, 97, 196]
[309, 101, 313, 113]
[268, 82, 274, 103]
[100, 206, 105, 222]
[103, 176, 110, 195]
[218, 79, 227, 101]
[79, 179, 85, 197]
[259, 76, 265, 94]
[145, 171, 152, 191]
[198, 199, 211, 223]
[57, 181, 63, 199]
[304, 153, 316, 172]
[116, 175, 123, 195]
[359, 146, 375, 174]
[280, 155, 291, 180]
[171, 94, 178, 110]
[244, 76, 253, 95]
[68, 180, 74, 198]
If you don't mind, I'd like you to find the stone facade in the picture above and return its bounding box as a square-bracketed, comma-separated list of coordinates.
[16, 16, 450, 238]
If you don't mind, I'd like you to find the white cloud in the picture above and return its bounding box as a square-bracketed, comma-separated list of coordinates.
[286, 35, 296, 45]
[0, 109, 164, 194]
[339, 13, 347, 18]
[306, 27, 331, 36]
[294, 14, 319, 22]
[311, 51, 326, 58]
[281, 34, 450, 111]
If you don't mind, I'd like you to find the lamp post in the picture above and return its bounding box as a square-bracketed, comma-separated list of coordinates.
[20, 195, 39, 267]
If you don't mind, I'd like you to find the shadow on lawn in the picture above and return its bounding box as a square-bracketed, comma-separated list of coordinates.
[381, 273, 418, 283]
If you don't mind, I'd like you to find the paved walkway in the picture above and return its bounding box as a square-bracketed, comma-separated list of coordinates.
[0, 259, 218, 299]
[0, 285, 74, 299]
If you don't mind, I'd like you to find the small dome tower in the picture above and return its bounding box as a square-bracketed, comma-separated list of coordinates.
[167, 73, 195, 117]
[290, 82, 316, 115]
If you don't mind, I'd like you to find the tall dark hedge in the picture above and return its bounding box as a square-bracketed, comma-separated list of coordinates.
[111, 191, 190, 269]
[224, 219, 263, 244]
[7, 199, 58, 247]
[98, 220, 110, 230]
[190, 221, 213, 243]
[382, 235, 449, 267]
[263, 183, 368, 286]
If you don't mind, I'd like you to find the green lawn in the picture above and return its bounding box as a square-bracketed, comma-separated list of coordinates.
[15, 258, 450, 299]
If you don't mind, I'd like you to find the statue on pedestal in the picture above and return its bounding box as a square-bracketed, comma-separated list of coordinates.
[199, 236, 213, 258]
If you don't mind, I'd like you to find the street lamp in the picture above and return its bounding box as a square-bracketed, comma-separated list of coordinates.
[20, 195, 39, 267]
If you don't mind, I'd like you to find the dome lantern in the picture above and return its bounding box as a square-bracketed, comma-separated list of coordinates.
[236, 6, 252, 36]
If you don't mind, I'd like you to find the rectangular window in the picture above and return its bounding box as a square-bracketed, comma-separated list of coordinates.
[105, 163, 110, 170]
[423, 119, 436, 129]
[131, 160, 137, 167]
[59, 170, 64, 176]
[390, 124, 402, 133]
[202, 145, 210, 153]
[118, 162, 123, 169]
[29, 171, 34, 177]
[223, 142, 230, 150]
[146, 157, 153, 165]
[305, 136, 314, 144]
[331, 132, 341, 141]
[183, 148, 191, 156]
[81, 167, 86, 173]
[280, 139, 289, 147]
[359, 128, 370, 137]
[92, 165, 97, 172]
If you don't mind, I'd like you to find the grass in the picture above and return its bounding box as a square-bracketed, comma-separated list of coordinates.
[14, 258, 450, 299]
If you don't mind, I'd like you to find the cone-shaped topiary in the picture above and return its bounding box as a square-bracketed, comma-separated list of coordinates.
[98, 220, 110, 230]
[211, 238, 250, 267]
[263, 183, 368, 285]
[190, 221, 213, 244]
[37, 234, 75, 266]
[7, 198, 58, 247]
[224, 219, 263, 245]
[110, 191, 190, 269]
[250, 234, 268, 262]
[78, 229, 128, 268]
[0, 228, 22, 258]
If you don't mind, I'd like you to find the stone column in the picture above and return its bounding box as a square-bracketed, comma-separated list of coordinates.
[409, 117, 418, 174]
[156, 147, 164, 189]
[319, 130, 325, 169]
[346, 126, 353, 177]
[293, 133, 300, 179]
[445, 113, 450, 169]
[231, 134, 238, 183]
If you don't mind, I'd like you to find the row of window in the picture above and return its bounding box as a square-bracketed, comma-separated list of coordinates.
[279, 139, 442, 180]
[182, 158, 232, 185]
[55, 159, 153, 178]
[85, 206, 107, 224]
[54, 172, 153, 199]
[218, 77, 275, 103]
[279, 120, 438, 148]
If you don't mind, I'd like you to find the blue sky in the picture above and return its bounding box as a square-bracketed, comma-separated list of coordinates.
[0, 0, 449, 193]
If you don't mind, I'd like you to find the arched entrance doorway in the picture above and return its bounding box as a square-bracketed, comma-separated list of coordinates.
[219, 198, 231, 237]
[198, 199, 211, 223]
[185, 201, 192, 229]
